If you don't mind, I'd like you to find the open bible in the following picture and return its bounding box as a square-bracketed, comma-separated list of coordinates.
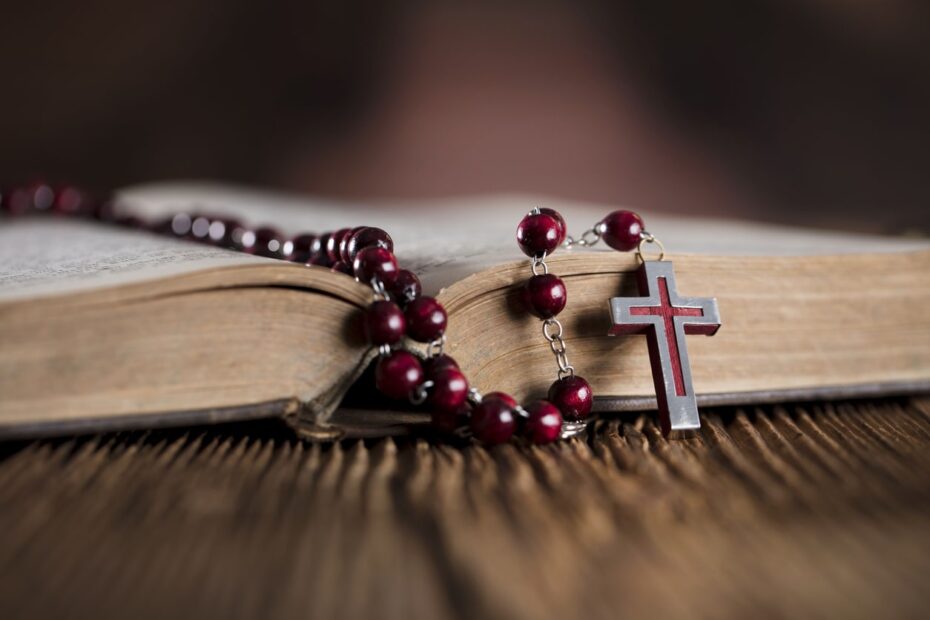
[2, 183, 928, 438]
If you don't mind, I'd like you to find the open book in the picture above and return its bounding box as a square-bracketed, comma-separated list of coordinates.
[2, 182, 928, 438]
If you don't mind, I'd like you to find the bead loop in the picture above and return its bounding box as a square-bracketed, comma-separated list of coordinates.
[371, 277, 390, 300]
[531, 254, 549, 276]
[636, 232, 666, 262]
[563, 226, 602, 250]
[425, 334, 446, 357]
[410, 380, 435, 405]
[542, 318, 563, 341]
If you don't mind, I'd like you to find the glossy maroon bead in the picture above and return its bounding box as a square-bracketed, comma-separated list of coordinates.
[249, 227, 288, 257]
[327, 228, 353, 263]
[364, 300, 406, 345]
[390, 269, 421, 304]
[331, 261, 353, 275]
[189, 214, 212, 241]
[523, 400, 563, 444]
[421, 354, 459, 376]
[482, 392, 517, 408]
[290, 233, 321, 262]
[470, 398, 517, 444]
[600, 210, 644, 252]
[538, 208, 567, 246]
[353, 246, 399, 285]
[346, 227, 394, 262]
[375, 350, 424, 400]
[432, 404, 470, 434]
[522, 274, 567, 318]
[5, 183, 52, 215]
[207, 218, 243, 247]
[313, 233, 333, 266]
[516, 211, 562, 257]
[339, 227, 365, 262]
[4, 186, 30, 216]
[167, 213, 192, 236]
[404, 296, 447, 342]
[548, 375, 593, 421]
[52, 185, 91, 216]
[427, 367, 469, 413]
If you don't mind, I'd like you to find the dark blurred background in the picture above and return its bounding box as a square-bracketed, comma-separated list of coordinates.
[2, 0, 928, 231]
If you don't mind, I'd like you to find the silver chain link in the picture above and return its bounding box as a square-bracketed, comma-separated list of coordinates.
[370, 277, 390, 301]
[562, 221, 606, 250]
[410, 380, 434, 405]
[531, 254, 549, 276]
[426, 334, 446, 357]
[542, 318, 575, 378]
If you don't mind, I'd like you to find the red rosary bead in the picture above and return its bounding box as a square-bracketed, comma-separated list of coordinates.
[522, 400, 563, 444]
[470, 397, 517, 444]
[189, 214, 213, 241]
[600, 210, 644, 252]
[421, 354, 458, 375]
[340, 227, 366, 263]
[548, 375, 593, 421]
[390, 269, 421, 304]
[375, 350, 424, 400]
[427, 367, 469, 413]
[250, 227, 289, 258]
[314, 233, 334, 266]
[346, 227, 394, 262]
[404, 296, 447, 342]
[482, 391, 517, 408]
[52, 185, 91, 216]
[5, 183, 53, 216]
[431, 404, 469, 434]
[327, 228, 354, 263]
[290, 233, 321, 263]
[331, 261, 353, 276]
[516, 211, 563, 257]
[538, 208, 567, 246]
[353, 246, 399, 285]
[522, 274, 567, 319]
[364, 300, 406, 345]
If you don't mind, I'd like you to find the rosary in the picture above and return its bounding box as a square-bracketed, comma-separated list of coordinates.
[3, 183, 721, 443]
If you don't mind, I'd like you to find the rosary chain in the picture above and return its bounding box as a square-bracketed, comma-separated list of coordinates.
[562, 221, 606, 250]
[531, 252, 575, 380]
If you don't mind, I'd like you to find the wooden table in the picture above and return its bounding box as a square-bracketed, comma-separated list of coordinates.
[2, 398, 929, 619]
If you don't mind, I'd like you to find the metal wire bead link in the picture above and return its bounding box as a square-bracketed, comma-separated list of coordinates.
[377, 343, 393, 357]
[531, 253, 549, 276]
[560, 419, 588, 439]
[467, 387, 484, 406]
[636, 231, 666, 262]
[425, 334, 446, 357]
[370, 277, 390, 300]
[410, 380, 435, 405]
[562, 222, 605, 250]
[542, 318, 575, 378]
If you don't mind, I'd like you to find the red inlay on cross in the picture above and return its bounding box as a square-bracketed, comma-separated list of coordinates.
[629, 277, 703, 396]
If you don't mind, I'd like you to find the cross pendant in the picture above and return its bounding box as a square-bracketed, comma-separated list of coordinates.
[608, 261, 721, 438]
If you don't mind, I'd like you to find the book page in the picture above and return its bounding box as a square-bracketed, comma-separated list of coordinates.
[0, 219, 270, 302]
[120, 182, 928, 294]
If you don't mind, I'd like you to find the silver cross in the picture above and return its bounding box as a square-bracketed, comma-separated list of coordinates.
[608, 260, 721, 437]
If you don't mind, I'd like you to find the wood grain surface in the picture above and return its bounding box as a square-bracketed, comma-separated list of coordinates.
[2, 398, 930, 619]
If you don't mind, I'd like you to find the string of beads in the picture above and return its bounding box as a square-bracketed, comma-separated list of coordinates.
[1, 181, 650, 445]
